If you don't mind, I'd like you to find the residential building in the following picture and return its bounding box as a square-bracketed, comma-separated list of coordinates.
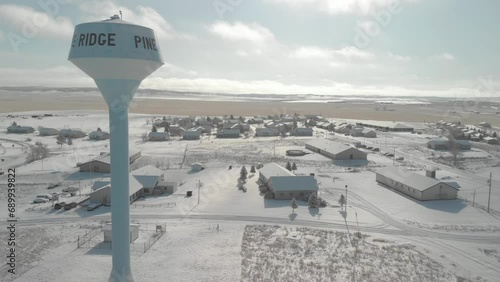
[375, 166, 459, 200]
[290, 127, 313, 136]
[305, 139, 367, 160]
[148, 131, 169, 141]
[255, 127, 279, 137]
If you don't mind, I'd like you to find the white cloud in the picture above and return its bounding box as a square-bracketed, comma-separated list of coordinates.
[388, 52, 411, 61]
[433, 53, 455, 61]
[289, 46, 333, 59]
[0, 4, 74, 40]
[78, 1, 190, 40]
[208, 21, 274, 43]
[236, 50, 248, 57]
[264, 0, 413, 15]
[333, 46, 374, 60]
[289, 46, 374, 61]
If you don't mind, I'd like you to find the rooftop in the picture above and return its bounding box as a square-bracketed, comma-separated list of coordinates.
[259, 163, 294, 180]
[270, 176, 318, 192]
[376, 166, 459, 192]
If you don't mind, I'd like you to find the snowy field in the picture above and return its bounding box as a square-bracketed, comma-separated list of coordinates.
[0, 110, 499, 281]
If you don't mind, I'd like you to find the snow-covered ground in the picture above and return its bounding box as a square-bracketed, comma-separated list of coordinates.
[0, 111, 499, 281]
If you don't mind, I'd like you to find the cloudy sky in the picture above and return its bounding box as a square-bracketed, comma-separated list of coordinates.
[0, 0, 499, 97]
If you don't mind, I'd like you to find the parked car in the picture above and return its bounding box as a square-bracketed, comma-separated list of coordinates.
[87, 203, 102, 211]
[33, 198, 49, 204]
[64, 202, 77, 210]
[372, 148, 380, 152]
[366, 146, 373, 150]
[36, 194, 53, 201]
[54, 202, 66, 210]
[47, 183, 61, 189]
[360, 144, 367, 148]
[395, 156, 405, 161]
[62, 187, 79, 193]
[387, 153, 394, 157]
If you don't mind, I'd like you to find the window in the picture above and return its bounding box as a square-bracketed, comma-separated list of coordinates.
[144, 188, 150, 194]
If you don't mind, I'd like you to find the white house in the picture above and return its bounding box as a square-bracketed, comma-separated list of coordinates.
[7, 125, 35, 134]
[148, 131, 169, 141]
[60, 129, 86, 138]
[89, 165, 168, 204]
[362, 128, 377, 138]
[269, 176, 318, 200]
[89, 130, 110, 140]
[183, 130, 201, 140]
[38, 127, 59, 136]
[255, 127, 279, 137]
[217, 129, 240, 138]
[484, 137, 499, 145]
[305, 139, 367, 160]
[258, 162, 294, 184]
[290, 127, 313, 136]
[375, 166, 458, 200]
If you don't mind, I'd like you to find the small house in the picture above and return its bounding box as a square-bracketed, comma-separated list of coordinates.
[290, 127, 313, 136]
[148, 131, 169, 141]
[38, 127, 59, 136]
[183, 130, 201, 140]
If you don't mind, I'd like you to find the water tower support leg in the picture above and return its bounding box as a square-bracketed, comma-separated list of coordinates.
[108, 106, 134, 282]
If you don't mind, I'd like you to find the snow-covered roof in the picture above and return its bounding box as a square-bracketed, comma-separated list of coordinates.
[376, 166, 458, 192]
[306, 139, 356, 155]
[270, 176, 318, 192]
[258, 163, 294, 180]
[292, 127, 313, 133]
[132, 165, 164, 188]
[91, 174, 143, 196]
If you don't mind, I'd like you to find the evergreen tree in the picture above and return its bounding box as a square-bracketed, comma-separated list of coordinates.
[286, 161, 292, 171]
[293, 121, 298, 129]
[164, 122, 170, 132]
[240, 166, 248, 180]
[291, 162, 297, 171]
[207, 116, 211, 122]
[66, 137, 73, 146]
[493, 132, 497, 138]
[97, 127, 102, 132]
[152, 125, 157, 132]
[290, 198, 298, 213]
[250, 165, 256, 173]
[230, 114, 234, 120]
[308, 193, 318, 208]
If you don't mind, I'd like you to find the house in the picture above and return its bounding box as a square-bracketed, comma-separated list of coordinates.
[191, 163, 204, 171]
[169, 125, 186, 136]
[7, 125, 35, 134]
[305, 139, 367, 160]
[335, 125, 352, 134]
[59, 129, 86, 138]
[148, 131, 169, 141]
[77, 150, 141, 173]
[258, 162, 294, 184]
[248, 117, 264, 124]
[484, 137, 499, 145]
[183, 130, 201, 140]
[426, 139, 471, 150]
[255, 127, 279, 137]
[231, 123, 250, 132]
[217, 129, 240, 138]
[89, 130, 110, 140]
[270, 176, 318, 200]
[479, 122, 492, 128]
[356, 121, 414, 132]
[350, 127, 365, 137]
[290, 127, 313, 136]
[38, 127, 59, 136]
[362, 128, 377, 138]
[89, 165, 168, 204]
[103, 223, 139, 243]
[375, 166, 458, 200]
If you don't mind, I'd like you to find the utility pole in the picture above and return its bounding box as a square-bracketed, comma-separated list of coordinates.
[472, 189, 475, 207]
[393, 147, 395, 166]
[345, 185, 348, 208]
[487, 172, 492, 213]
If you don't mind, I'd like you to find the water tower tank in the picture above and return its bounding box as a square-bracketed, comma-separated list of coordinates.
[68, 15, 163, 282]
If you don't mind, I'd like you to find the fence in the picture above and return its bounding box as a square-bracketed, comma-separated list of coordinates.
[77, 222, 167, 254]
[25, 206, 52, 212]
[131, 202, 176, 208]
[77, 228, 101, 248]
[458, 195, 500, 217]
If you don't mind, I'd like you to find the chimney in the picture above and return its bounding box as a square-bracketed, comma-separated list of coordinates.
[426, 169, 436, 178]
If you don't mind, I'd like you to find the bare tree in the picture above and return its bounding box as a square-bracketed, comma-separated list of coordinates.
[27, 142, 49, 163]
[447, 132, 459, 166]
[290, 198, 298, 213]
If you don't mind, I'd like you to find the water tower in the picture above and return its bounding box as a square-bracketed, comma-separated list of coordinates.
[68, 15, 163, 282]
